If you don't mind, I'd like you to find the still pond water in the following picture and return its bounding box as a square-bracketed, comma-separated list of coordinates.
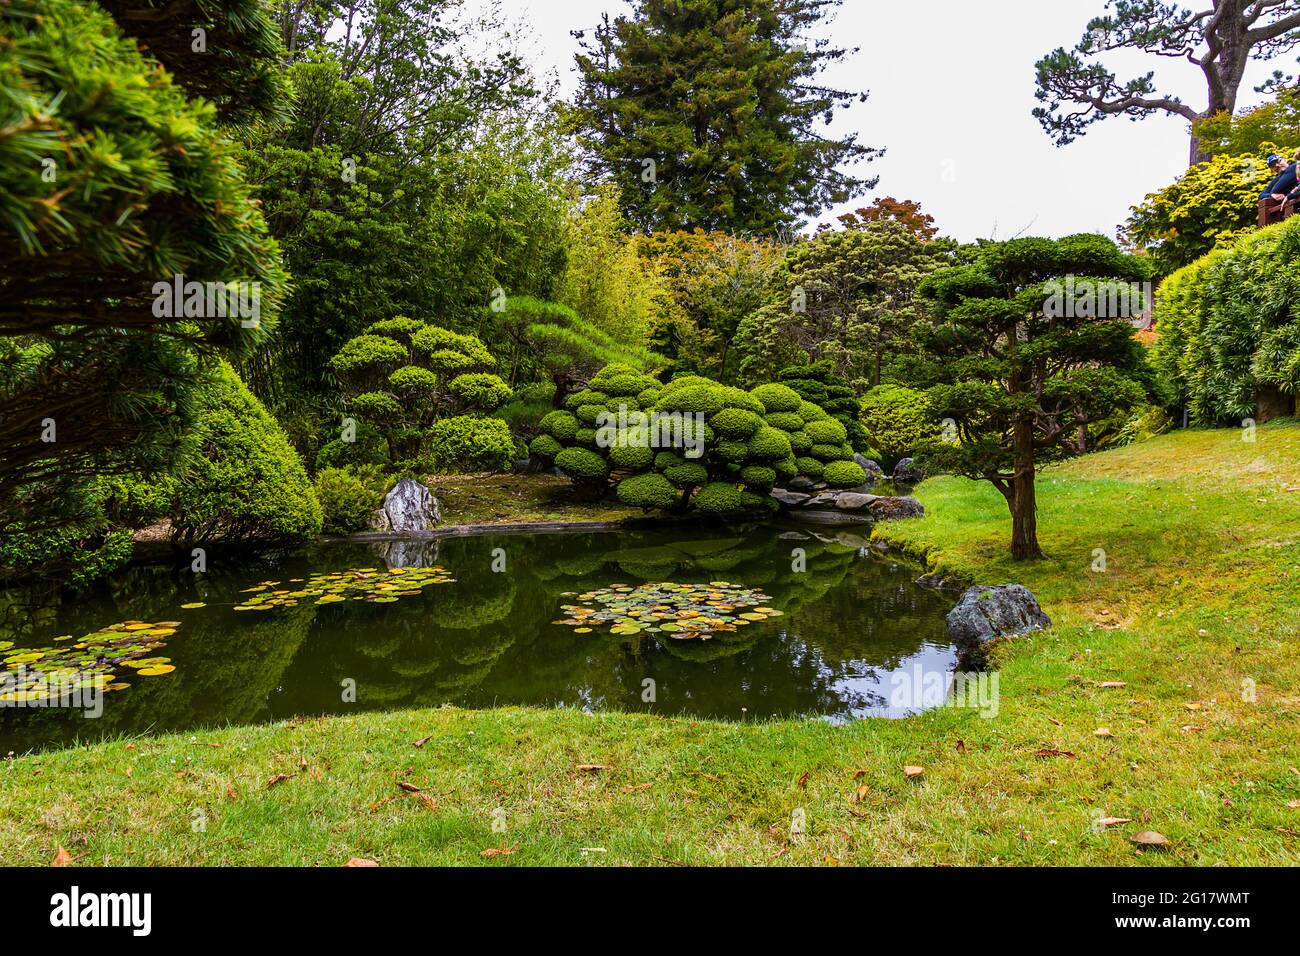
[0, 525, 956, 753]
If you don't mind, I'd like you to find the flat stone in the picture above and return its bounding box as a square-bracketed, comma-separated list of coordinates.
[867, 496, 925, 520]
[787, 476, 817, 492]
[803, 492, 841, 508]
[946, 584, 1052, 647]
[771, 488, 812, 508]
[835, 492, 879, 511]
[371, 478, 440, 533]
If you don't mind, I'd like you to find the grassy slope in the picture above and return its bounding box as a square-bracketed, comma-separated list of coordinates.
[4, 426, 1299, 866]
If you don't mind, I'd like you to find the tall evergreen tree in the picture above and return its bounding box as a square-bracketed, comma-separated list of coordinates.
[567, 0, 879, 234]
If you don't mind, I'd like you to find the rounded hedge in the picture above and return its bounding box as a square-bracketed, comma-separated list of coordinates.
[449, 373, 512, 410]
[710, 407, 764, 438]
[823, 460, 867, 488]
[529, 433, 563, 460]
[609, 443, 655, 470]
[859, 385, 942, 463]
[751, 382, 803, 413]
[805, 418, 848, 444]
[314, 466, 387, 534]
[763, 411, 804, 431]
[748, 425, 793, 461]
[740, 465, 776, 490]
[715, 438, 749, 463]
[555, 446, 609, 480]
[692, 482, 747, 515]
[797, 400, 829, 422]
[774, 457, 799, 481]
[796, 456, 824, 479]
[540, 410, 579, 441]
[616, 473, 678, 510]
[787, 430, 813, 454]
[663, 462, 709, 487]
[811, 443, 852, 462]
[576, 403, 604, 426]
[425, 416, 515, 473]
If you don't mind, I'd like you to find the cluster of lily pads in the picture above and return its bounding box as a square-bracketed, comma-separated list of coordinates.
[0, 620, 179, 704]
[554, 581, 783, 640]
[225, 565, 457, 612]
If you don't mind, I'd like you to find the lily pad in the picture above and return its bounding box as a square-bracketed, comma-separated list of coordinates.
[554, 582, 779, 642]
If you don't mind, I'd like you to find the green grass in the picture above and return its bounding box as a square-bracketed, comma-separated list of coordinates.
[5, 425, 1300, 866]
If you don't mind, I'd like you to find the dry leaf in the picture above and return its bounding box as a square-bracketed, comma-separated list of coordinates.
[855, 784, 869, 802]
[903, 765, 924, 778]
[576, 763, 608, 772]
[1094, 728, 1113, 737]
[852, 769, 867, 780]
[797, 772, 810, 790]
[481, 845, 517, 857]
[51, 846, 72, 867]
[1035, 748, 1077, 759]
[397, 781, 422, 793]
[412, 736, 432, 749]
[956, 739, 967, 753]
[264, 773, 292, 790]
[1286, 801, 1300, 809]
[1098, 681, 1128, 689]
[1130, 831, 1169, 846]
[1098, 817, 1132, 827]
[344, 857, 379, 867]
[622, 783, 652, 793]
[417, 794, 438, 811]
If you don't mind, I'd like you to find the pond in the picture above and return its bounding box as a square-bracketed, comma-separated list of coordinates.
[0, 524, 957, 753]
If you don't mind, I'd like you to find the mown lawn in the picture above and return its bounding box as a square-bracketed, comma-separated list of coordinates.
[4, 424, 1299, 866]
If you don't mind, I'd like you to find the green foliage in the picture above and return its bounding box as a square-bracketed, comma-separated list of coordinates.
[710, 408, 765, 439]
[740, 465, 777, 491]
[913, 234, 1152, 558]
[555, 447, 610, 481]
[749, 383, 803, 414]
[565, 0, 879, 234]
[1152, 217, 1300, 424]
[425, 417, 517, 474]
[1122, 153, 1271, 276]
[529, 434, 564, 460]
[822, 460, 867, 488]
[748, 426, 794, 462]
[663, 463, 710, 488]
[779, 359, 871, 451]
[859, 384, 942, 465]
[315, 422, 390, 472]
[314, 466, 389, 535]
[616, 473, 679, 511]
[805, 418, 848, 445]
[170, 363, 322, 549]
[1196, 88, 1300, 159]
[691, 483, 748, 516]
[609, 443, 656, 470]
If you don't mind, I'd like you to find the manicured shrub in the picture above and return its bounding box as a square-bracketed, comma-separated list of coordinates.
[565, 389, 609, 410]
[750, 382, 803, 413]
[748, 425, 793, 461]
[859, 384, 943, 464]
[663, 462, 709, 487]
[170, 362, 323, 549]
[811, 443, 852, 462]
[450, 373, 513, 409]
[740, 465, 777, 490]
[576, 404, 604, 425]
[555, 447, 609, 480]
[425, 416, 515, 473]
[616, 473, 678, 510]
[798, 400, 829, 422]
[823, 460, 867, 488]
[773, 457, 799, 482]
[540, 410, 580, 441]
[314, 466, 388, 534]
[655, 382, 726, 416]
[609, 443, 656, 470]
[763, 411, 804, 431]
[711, 407, 764, 438]
[787, 430, 813, 454]
[529, 434, 563, 460]
[716, 438, 749, 463]
[796, 456, 824, 479]
[805, 418, 848, 444]
[574, 427, 599, 447]
[692, 482, 747, 515]
[315, 422, 390, 471]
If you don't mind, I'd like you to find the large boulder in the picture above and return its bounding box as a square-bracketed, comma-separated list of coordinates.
[946, 585, 1051, 647]
[771, 488, 812, 508]
[853, 454, 885, 481]
[893, 457, 924, 483]
[372, 478, 441, 533]
[867, 496, 925, 520]
[835, 492, 878, 511]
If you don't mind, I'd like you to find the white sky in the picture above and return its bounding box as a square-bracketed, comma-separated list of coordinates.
[505, 0, 1281, 242]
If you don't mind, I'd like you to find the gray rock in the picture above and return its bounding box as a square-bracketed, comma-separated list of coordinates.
[771, 488, 812, 508]
[867, 496, 925, 520]
[853, 455, 885, 480]
[371, 478, 441, 533]
[946, 584, 1051, 647]
[511, 458, 531, 473]
[803, 492, 841, 508]
[788, 476, 817, 492]
[835, 492, 879, 511]
[778, 530, 810, 541]
[893, 457, 924, 483]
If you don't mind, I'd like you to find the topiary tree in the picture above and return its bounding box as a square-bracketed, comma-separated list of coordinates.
[859, 384, 943, 467]
[913, 235, 1152, 560]
[330, 316, 512, 465]
[169, 362, 322, 549]
[778, 359, 872, 453]
[539, 364, 861, 513]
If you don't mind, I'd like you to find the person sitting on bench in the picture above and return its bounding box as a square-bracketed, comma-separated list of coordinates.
[1261, 153, 1298, 215]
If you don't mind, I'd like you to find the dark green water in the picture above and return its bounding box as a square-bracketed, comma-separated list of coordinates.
[0, 524, 955, 753]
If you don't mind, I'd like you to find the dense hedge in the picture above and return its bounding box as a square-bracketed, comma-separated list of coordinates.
[534, 363, 864, 514]
[1153, 217, 1300, 424]
[859, 384, 943, 466]
[424, 416, 516, 473]
[169, 362, 323, 548]
[314, 465, 389, 535]
[778, 360, 873, 452]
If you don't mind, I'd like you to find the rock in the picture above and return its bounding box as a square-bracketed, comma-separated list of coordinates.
[511, 458, 531, 473]
[853, 455, 885, 481]
[788, 476, 817, 492]
[803, 492, 841, 508]
[811, 482, 829, 491]
[835, 492, 879, 511]
[946, 584, 1052, 647]
[778, 530, 810, 541]
[374, 537, 442, 568]
[371, 478, 440, 534]
[867, 496, 925, 520]
[771, 488, 812, 508]
[893, 458, 924, 483]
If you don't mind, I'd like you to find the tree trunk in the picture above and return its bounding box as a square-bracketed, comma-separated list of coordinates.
[1006, 421, 1044, 560]
[1255, 385, 1294, 424]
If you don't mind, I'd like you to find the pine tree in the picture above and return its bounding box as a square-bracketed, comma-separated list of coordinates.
[567, 0, 879, 234]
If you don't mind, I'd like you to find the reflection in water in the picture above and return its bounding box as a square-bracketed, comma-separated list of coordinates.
[0, 525, 956, 752]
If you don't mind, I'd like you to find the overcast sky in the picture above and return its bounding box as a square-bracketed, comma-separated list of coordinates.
[506, 0, 1280, 242]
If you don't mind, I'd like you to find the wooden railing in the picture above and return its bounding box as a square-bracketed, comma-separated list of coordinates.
[1258, 196, 1297, 227]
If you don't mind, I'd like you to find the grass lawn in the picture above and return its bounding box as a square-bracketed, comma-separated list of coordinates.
[5, 424, 1300, 866]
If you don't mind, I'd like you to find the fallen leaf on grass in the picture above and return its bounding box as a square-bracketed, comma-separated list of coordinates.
[51, 846, 72, 867]
[852, 769, 867, 780]
[576, 763, 608, 772]
[1098, 681, 1128, 689]
[797, 772, 810, 790]
[855, 785, 869, 802]
[417, 794, 438, 811]
[903, 765, 924, 779]
[412, 736, 433, 749]
[397, 781, 423, 793]
[1286, 801, 1300, 809]
[1093, 728, 1113, 737]
[481, 845, 517, 857]
[1098, 817, 1132, 828]
[955, 739, 967, 753]
[264, 773, 292, 790]
[1035, 749, 1078, 759]
[621, 783, 652, 793]
[1130, 831, 1169, 846]
[343, 858, 379, 867]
